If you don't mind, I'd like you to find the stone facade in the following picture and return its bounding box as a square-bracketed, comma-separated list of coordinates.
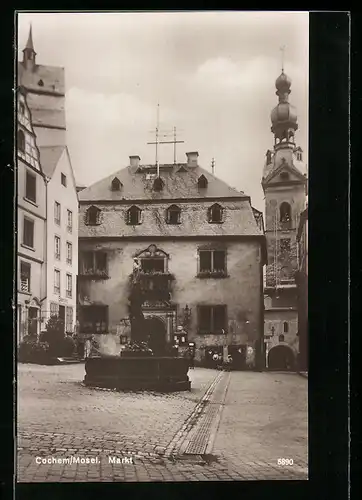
[296, 207, 308, 370]
[78, 155, 266, 367]
[78, 238, 263, 362]
[262, 71, 307, 370]
[17, 89, 47, 342]
[40, 147, 79, 334]
[17, 28, 78, 342]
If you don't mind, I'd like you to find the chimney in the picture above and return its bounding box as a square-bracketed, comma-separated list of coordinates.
[186, 151, 199, 167]
[129, 155, 141, 168]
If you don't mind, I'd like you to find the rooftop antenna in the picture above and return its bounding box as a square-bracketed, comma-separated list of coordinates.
[148, 120, 185, 166]
[211, 158, 215, 175]
[147, 104, 160, 177]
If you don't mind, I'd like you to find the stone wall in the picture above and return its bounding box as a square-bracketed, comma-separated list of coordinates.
[78, 238, 264, 362]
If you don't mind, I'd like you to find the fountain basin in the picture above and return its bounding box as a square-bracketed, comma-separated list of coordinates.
[84, 355, 191, 392]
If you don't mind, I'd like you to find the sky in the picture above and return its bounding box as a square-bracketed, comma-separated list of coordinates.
[18, 11, 309, 212]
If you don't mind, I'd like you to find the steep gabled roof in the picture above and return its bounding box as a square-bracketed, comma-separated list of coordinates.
[78, 163, 246, 202]
[38, 146, 65, 179]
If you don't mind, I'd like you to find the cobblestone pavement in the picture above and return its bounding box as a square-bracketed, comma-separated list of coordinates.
[17, 364, 308, 482]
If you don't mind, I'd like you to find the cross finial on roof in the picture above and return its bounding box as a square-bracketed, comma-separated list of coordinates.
[280, 45, 286, 72]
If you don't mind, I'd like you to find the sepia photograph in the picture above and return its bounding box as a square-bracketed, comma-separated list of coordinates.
[16, 11, 309, 482]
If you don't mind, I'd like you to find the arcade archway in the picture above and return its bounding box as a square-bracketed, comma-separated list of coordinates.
[268, 345, 296, 371]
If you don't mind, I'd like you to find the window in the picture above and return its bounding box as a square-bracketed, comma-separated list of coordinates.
[208, 203, 223, 223]
[280, 172, 290, 181]
[279, 334, 285, 342]
[61, 173, 67, 187]
[38, 79, 44, 87]
[66, 242, 72, 265]
[66, 274, 72, 298]
[126, 206, 141, 225]
[23, 217, 34, 248]
[166, 205, 181, 224]
[280, 239, 291, 253]
[54, 236, 61, 260]
[79, 305, 108, 334]
[198, 175, 208, 189]
[50, 302, 59, 317]
[153, 177, 164, 191]
[66, 306, 73, 333]
[20, 261, 31, 293]
[111, 177, 121, 191]
[19, 102, 25, 115]
[296, 151, 303, 161]
[280, 202, 291, 225]
[67, 210, 73, 233]
[140, 257, 165, 273]
[81, 251, 108, 276]
[25, 171, 37, 203]
[198, 305, 227, 334]
[199, 249, 226, 276]
[18, 130, 25, 152]
[283, 322, 289, 333]
[54, 269, 60, 295]
[85, 206, 101, 226]
[54, 202, 61, 225]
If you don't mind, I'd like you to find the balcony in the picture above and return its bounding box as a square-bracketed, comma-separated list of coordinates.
[131, 271, 174, 303]
[78, 268, 109, 280]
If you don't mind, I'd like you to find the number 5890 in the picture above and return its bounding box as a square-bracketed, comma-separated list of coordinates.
[277, 458, 294, 466]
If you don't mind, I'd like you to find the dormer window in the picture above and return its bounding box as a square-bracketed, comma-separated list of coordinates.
[18, 130, 25, 152]
[208, 203, 223, 224]
[85, 206, 101, 226]
[153, 177, 164, 192]
[166, 205, 181, 224]
[127, 205, 142, 225]
[198, 175, 208, 189]
[111, 177, 122, 191]
[280, 172, 289, 181]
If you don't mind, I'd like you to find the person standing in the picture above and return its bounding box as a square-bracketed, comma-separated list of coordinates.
[84, 335, 92, 359]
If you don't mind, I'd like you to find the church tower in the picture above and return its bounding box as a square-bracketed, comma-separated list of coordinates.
[18, 25, 66, 147]
[262, 68, 307, 370]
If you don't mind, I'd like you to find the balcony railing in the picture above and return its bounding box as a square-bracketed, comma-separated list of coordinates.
[79, 268, 109, 279]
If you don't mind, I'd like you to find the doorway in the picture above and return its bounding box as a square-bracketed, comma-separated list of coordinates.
[144, 316, 167, 355]
[28, 307, 38, 336]
[268, 345, 295, 371]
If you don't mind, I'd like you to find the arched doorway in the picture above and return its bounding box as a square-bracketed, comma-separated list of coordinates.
[144, 316, 167, 355]
[268, 345, 295, 371]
